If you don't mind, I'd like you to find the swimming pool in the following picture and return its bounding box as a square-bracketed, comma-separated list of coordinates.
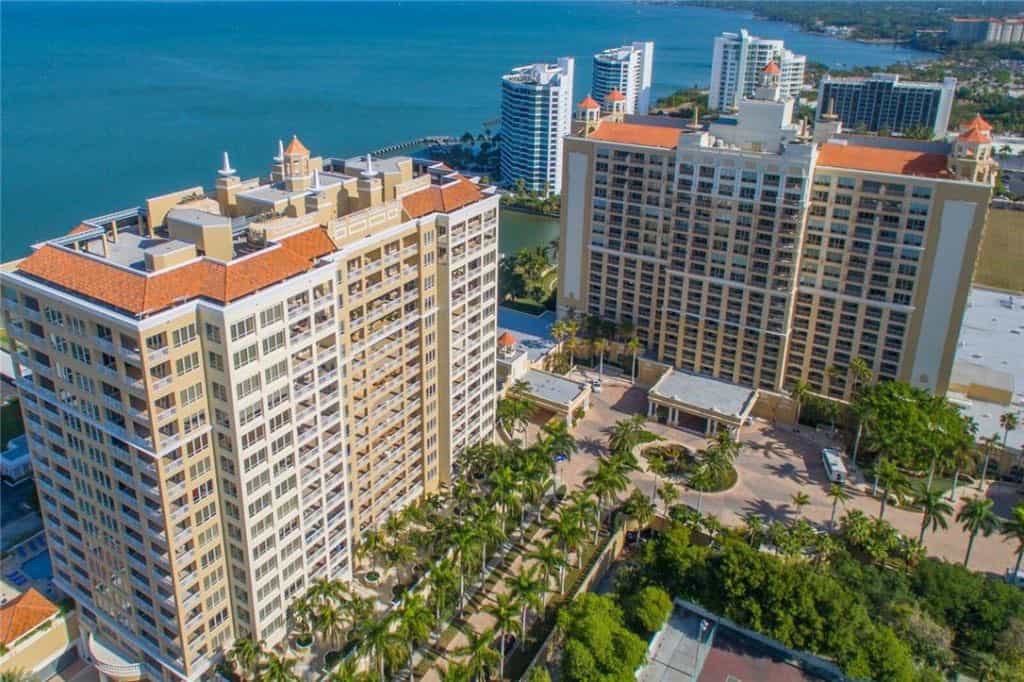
[22, 551, 52, 581]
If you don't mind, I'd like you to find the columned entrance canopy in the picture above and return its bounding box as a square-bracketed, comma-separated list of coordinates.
[647, 368, 757, 436]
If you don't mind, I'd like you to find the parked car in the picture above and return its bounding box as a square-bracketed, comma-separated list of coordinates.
[553, 452, 568, 463]
[591, 379, 602, 393]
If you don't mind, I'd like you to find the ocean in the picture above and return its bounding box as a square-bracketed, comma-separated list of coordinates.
[0, 1, 930, 258]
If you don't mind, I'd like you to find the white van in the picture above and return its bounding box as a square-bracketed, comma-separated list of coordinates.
[821, 448, 847, 484]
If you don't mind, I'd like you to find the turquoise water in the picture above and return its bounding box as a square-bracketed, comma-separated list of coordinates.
[22, 551, 52, 580]
[1, 2, 929, 258]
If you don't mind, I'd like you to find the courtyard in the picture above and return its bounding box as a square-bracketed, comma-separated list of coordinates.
[562, 370, 1020, 577]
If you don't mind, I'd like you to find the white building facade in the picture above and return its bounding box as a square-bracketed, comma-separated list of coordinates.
[592, 42, 655, 115]
[708, 29, 805, 111]
[500, 57, 575, 195]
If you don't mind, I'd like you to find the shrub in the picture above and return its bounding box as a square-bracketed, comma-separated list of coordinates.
[622, 586, 673, 636]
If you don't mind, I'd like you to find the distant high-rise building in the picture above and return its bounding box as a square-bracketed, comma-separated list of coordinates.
[708, 29, 806, 111]
[949, 16, 1024, 44]
[559, 67, 996, 412]
[817, 74, 957, 138]
[500, 57, 575, 195]
[1, 139, 499, 681]
[592, 42, 655, 115]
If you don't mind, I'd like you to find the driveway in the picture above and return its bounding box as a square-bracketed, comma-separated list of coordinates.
[562, 371, 1021, 577]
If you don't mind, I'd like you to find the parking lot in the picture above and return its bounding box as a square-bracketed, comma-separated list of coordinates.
[561, 371, 1019, 577]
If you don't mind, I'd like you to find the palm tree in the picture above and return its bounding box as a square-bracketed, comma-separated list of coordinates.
[913, 485, 953, 545]
[948, 440, 977, 501]
[327, 658, 370, 682]
[847, 357, 873, 394]
[622, 488, 656, 536]
[425, 558, 458, 625]
[489, 466, 521, 535]
[608, 414, 659, 460]
[315, 602, 349, 651]
[789, 380, 811, 426]
[357, 530, 386, 573]
[455, 627, 501, 682]
[790, 492, 811, 516]
[450, 524, 478, 612]
[1000, 411, 1019, 448]
[978, 433, 1000, 490]
[528, 539, 567, 601]
[396, 594, 434, 681]
[439, 662, 475, 682]
[743, 514, 765, 547]
[1002, 504, 1024, 580]
[625, 337, 641, 383]
[584, 460, 629, 527]
[474, 504, 506, 577]
[826, 483, 851, 530]
[486, 593, 521, 679]
[958, 496, 999, 567]
[357, 614, 400, 682]
[658, 481, 679, 515]
[225, 637, 265, 681]
[688, 461, 716, 515]
[548, 507, 587, 571]
[260, 653, 300, 682]
[508, 565, 544, 635]
[874, 458, 909, 521]
[711, 429, 741, 465]
[592, 337, 608, 377]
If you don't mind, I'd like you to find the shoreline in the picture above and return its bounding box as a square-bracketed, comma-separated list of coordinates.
[500, 204, 560, 220]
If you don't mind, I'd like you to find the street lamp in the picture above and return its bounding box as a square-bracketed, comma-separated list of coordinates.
[692, 618, 711, 676]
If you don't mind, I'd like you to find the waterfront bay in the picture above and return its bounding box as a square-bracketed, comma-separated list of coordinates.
[1, 1, 928, 257]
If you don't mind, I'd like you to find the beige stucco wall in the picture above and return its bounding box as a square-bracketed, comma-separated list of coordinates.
[0, 613, 76, 676]
[751, 390, 798, 424]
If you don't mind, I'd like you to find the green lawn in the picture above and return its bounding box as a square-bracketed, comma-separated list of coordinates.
[2, 400, 25, 449]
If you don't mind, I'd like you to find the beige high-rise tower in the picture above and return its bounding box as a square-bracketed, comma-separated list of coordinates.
[558, 83, 994, 406]
[1, 139, 498, 681]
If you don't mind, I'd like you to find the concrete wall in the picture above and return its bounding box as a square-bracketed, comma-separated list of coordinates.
[0, 613, 77, 677]
[751, 390, 798, 424]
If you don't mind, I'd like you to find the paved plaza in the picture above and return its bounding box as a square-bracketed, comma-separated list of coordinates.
[562, 371, 1021, 577]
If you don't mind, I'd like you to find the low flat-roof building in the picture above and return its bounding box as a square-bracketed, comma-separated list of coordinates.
[947, 287, 1024, 477]
[648, 368, 757, 436]
[519, 369, 590, 427]
[0, 588, 78, 680]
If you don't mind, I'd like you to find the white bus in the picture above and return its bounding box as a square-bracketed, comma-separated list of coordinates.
[821, 448, 847, 484]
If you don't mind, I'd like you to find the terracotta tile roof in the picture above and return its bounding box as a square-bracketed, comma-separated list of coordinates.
[762, 61, 781, 75]
[66, 223, 95, 236]
[402, 176, 484, 219]
[0, 588, 59, 646]
[284, 135, 309, 156]
[605, 89, 626, 103]
[963, 114, 992, 132]
[498, 331, 516, 347]
[817, 143, 951, 179]
[958, 127, 991, 143]
[588, 122, 681, 149]
[578, 95, 600, 110]
[17, 226, 336, 316]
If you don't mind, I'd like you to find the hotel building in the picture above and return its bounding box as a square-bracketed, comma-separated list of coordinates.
[817, 74, 957, 138]
[500, 57, 575, 195]
[0, 139, 498, 681]
[709, 29, 806, 111]
[591, 42, 655, 116]
[949, 16, 1024, 44]
[559, 67, 995, 407]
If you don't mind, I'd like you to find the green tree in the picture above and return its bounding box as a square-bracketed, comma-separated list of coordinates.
[557, 594, 648, 682]
[913, 485, 953, 545]
[1001, 411, 1019, 449]
[225, 637, 266, 681]
[455, 627, 501, 682]
[356, 614, 401, 682]
[260, 653, 300, 682]
[486, 593, 521, 679]
[791, 492, 811, 516]
[826, 483, 851, 530]
[528, 539, 568, 600]
[874, 458, 910, 521]
[508, 564, 545, 635]
[592, 337, 608, 377]
[789, 380, 811, 426]
[622, 585, 673, 636]
[1002, 504, 1024, 579]
[623, 489, 656, 535]
[978, 433, 1001, 490]
[658, 481, 679, 515]
[958, 496, 999, 568]
[396, 594, 434, 680]
[626, 336, 641, 383]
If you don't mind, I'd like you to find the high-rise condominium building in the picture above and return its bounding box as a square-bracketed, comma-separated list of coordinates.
[817, 74, 957, 138]
[709, 29, 806, 111]
[949, 16, 1024, 44]
[500, 57, 575, 195]
[1, 139, 499, 681]
[592, 42, 655, 116]
[559, 68, 995, 405]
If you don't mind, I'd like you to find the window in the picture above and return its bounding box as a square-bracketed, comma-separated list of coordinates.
[207, 352, 224, 371]
[260, 305, 284, 328]
[176, 352, 200, 376]
[205, 323, 222, 343]
[232, 345, 258, 370]
[70, 343, 91, 365]
[230, 317, 256, 342]
[236, 375, 261, 400]
[173, 323, 197, 347]
[261, 331, 285, 356]
[180, 383, 204, 406]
